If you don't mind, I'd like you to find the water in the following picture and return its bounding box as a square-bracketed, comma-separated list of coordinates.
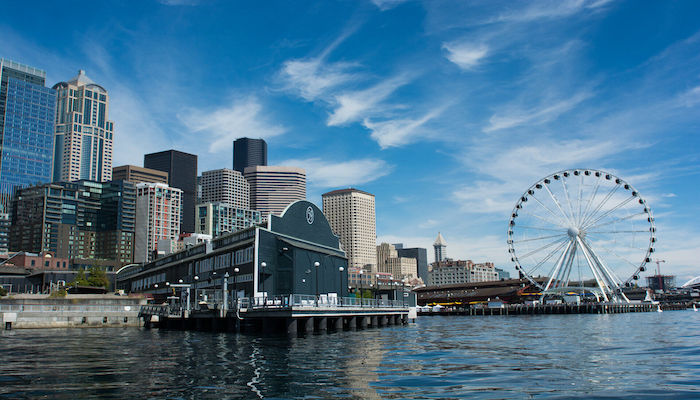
[1, 311, 699, 399]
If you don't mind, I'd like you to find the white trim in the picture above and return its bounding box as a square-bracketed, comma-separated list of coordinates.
[253, 227, 260, 297]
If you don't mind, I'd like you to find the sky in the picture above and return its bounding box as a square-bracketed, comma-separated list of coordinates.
[1, 0, 699, 283]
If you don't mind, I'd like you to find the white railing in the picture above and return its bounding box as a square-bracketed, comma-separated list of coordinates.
[234, 294, 406, 310]
[0, 304, 138, 313]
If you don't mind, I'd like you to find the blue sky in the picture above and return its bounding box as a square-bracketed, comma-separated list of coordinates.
[2, 0, 699, 282]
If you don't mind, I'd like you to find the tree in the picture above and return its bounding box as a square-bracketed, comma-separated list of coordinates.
[70, 269, 90, 287]
[87, 267, 110, 289]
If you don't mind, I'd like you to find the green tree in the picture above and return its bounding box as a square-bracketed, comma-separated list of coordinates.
[87, 267, 110, 289]
[0, 287, 7, 296]
[70, 269, 90, 287]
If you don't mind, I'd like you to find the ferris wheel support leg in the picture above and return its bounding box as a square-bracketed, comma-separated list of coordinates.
[543, 240, 573, 298]
[580, 238, 627, 302]
[576, 237, 610, 302]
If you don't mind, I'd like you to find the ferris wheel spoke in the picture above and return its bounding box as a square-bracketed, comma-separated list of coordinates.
[525, 240, 568, 277]
[580, 183, 620, 228]
[576, 237, 611, 301]
[560, 177, 577, 226]
[583, 212, 647, 231]
[519, 237, 568, 259]
[528, 194, 570, 227]
[576, 173, 584, 225]
[585, 229, 648, 234]
[543, 183, 574, 225]
[584, 233, 649, 252]
[520, 208, 568, 229]
[580, 174, 602, 226]
[513, 233, 568, 244]
[582, 195, 636, 231]
[516, 225, 567, 233]
[587, 239, 642, 270]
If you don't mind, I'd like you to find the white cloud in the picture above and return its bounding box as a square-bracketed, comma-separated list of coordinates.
[484, 91, 592, 132]
[327, 75, 411, 126]
[494, 0, 616, 23]
[661, 193, 677, 198]
[362, 106, 444, 149]
[280, 58, 359, 102]
[370, 0, 410, 11]
[442, 42, 489, 70]
[179, 97, 286, 153]
[281, 157, 393, 188]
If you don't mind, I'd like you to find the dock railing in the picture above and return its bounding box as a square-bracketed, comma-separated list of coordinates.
[233, 294, 405, 311]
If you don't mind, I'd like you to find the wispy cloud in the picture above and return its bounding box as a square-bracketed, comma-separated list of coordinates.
[327, 74, 412, 126]
[280, 58, 359, 101]
[179, 97, 286, 153]
[281, 157, 393, 188]
[442, 42, 489, 70]
[484, 91, 592, 132]
[493, 0, 616, 24]
[362, 106, 445, 148]
[370, 0, 410, 11]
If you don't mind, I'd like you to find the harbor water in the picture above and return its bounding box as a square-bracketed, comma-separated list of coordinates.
[1, 310, 699, 399]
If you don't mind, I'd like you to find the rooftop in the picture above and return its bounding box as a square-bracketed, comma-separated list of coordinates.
[322, 188, 375, 197]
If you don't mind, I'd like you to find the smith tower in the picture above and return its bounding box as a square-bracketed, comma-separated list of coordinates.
[53, 70, 114, 182]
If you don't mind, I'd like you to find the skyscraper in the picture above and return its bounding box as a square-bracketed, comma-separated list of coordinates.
[53, 70, 114, 183]
[144, 150, 197, 233]
[112, 165, 168, 184]
[434, 232, 447, 262]
[244, 166, 305, 217]
[233, 137, 267, 173]
[200, 168, 249, 209]
[134, 182, 182, 263]
[322, 188, 376, 273]
[395, 245, 429, 282]
[0, 59, 56, 215]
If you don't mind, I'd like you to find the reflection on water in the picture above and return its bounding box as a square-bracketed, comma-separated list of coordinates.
[1, 312, 699, 399]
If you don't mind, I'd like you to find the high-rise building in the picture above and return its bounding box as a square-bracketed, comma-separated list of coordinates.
[394, 245, 429, 282]
[144, 150, 197, 233]
[0, 59, 56, 218]
[196, 202, 261, 238]
[428, 260, 498, 286]
[322, 188, 376, 273]
[433, 232, 447, 263]
[200, 168, 249, 209]
[52, 70, 114, 183]
[134, 182, 182, 263]
[112, 165, 168, 184]
[244, 166, 305, 217]
[233, 137, 267, 173]
[377, 243, 418, 281]
[10, 180, 136, 263]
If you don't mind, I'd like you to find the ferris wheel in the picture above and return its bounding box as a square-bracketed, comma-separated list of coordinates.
[507, 169, 656, 303]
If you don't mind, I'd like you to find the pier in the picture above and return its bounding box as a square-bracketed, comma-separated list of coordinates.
[418, 302, 670, 316]
[139, 294, 413, 335]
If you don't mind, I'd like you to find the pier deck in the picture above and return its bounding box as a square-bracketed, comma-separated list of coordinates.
[418, 302, 675, 316]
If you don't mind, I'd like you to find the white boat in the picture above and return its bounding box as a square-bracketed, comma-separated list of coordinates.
[657, 305, 663, 313]
[693, 304, 697, 312]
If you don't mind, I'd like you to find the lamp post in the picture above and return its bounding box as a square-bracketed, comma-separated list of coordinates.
[260, 261, 267, 304]
[338, 266, 345, 302]
[233, 267, 239, 310]
[223, 272, 229, 316]
[314, 261, 320, 307]
[193, 276, 199, 310]
[359, 270, 364, 307]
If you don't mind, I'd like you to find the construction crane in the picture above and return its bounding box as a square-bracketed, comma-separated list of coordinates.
[655, 259, 666, 291]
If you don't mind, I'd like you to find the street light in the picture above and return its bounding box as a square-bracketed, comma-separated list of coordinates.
[260, 262, 267, 302]
[314, 261, 320, 306]
[338, 266, 345, 299]
[233, 267, 240, 310]
[359, 270, 364, 307]
[223, 272, 229, 315]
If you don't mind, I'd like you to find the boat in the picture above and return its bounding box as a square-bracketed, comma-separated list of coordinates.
[657, 305, 663, 313]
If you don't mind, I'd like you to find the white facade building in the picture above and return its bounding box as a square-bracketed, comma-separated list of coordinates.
[135, 182, 182, 263]
[322, 188, 377, 273]
[377, 243, 418, 281]
[53, 70, 114, 182]
[200, 168, 250, 209]
[428, 260, 498, 286]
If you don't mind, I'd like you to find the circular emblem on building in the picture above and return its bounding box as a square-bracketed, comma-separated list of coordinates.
[306, 206, 314, 224]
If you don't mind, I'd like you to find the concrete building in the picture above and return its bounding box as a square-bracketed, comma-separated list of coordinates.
[196, 202, 261, 238]
[117, 201, 348, 300]
[53, 70, 114, 183]
[134, 182, 182, 263]
[157, 233, 212, 257]
[322, 188, 377, 274]
[376, 243, 418, 281]
[433, 232, 447, 263]
[394, 244, 429, 283]
[428, 259, 498, 286]
[244, 166, 306, 217]
[495, 267, 511, 281]
[9, 180, 136, 264]
[200, 168, 249, 209]
[112, 165, 168, 184]
[0, 59, 57, 252]
[233, 137, 267, 173]
[144, 150, 197, 233]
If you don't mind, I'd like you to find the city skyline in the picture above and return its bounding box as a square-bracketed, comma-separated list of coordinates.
[2, 1, 699, 281]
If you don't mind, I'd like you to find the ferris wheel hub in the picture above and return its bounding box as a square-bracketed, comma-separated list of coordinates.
[567, 226, 580, 238]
